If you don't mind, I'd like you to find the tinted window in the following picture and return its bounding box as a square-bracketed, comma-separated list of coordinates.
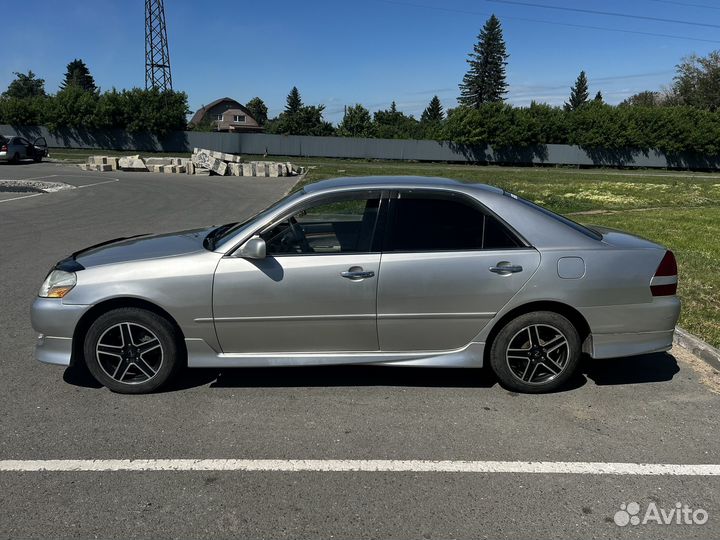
[262, 195, 380, 255]
[386, 195, 521, 252]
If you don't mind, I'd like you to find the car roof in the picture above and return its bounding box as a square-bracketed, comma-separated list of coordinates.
[303, 175, 504, 195]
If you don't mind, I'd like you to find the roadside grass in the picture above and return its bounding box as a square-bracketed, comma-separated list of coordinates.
[52, 149, 719, 346]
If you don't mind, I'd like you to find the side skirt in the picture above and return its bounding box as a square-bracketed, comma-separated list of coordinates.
[185, 339, 485, 368]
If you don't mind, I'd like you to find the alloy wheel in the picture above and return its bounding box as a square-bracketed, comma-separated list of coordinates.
[505, 324, 570, 386]
[95, 322, 163, 384]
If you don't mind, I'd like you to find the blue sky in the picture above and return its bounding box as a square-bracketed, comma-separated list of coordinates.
[2, 0, 718, 123]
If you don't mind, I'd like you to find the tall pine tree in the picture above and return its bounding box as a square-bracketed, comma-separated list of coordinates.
[60, 59, 97, 93]
[459, 15, 509, 108]
[421, 96, 444, 123]
[285, 86, 303, 115]
[564, 71, 590, 111]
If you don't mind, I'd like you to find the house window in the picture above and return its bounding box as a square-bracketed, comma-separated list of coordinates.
[216, 114, 223, 121]
[233, 115, 246, 123]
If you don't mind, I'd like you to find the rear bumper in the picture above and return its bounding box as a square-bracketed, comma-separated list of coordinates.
[589, 329, 675, 359]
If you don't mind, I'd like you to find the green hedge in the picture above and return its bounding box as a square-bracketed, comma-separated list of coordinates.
[441, 102, 720, 155]
[0, 87, 189, 135]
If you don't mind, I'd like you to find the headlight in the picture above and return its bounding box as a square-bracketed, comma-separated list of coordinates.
[38, 270, 76, 298]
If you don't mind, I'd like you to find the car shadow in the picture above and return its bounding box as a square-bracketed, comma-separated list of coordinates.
[582, 351, 679, 386]
[62, 352, 680, 393]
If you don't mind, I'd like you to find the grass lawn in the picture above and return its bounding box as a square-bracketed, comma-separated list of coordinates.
[53, 149, 720, 347]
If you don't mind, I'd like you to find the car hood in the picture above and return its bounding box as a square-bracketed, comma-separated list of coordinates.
[69, 227, 215, 268]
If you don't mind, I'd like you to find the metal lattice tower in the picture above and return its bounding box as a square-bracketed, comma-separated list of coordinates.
[145, 0, 173, 91]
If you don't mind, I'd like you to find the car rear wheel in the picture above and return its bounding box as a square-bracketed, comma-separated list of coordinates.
[33, 155, 42, 163]
[489, 311, 580, 393]
[83, 307, 180, 394]
[11, 152, 20, 164]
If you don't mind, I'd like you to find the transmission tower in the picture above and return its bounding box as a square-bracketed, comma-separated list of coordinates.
[145, 0, 173, 92]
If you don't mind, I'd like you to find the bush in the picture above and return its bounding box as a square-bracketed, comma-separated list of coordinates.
[0, 88, 189, 135]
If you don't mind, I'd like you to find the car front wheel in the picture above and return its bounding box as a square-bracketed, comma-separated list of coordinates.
[83, 307, 180, 393]
[489, 311, 580, 393]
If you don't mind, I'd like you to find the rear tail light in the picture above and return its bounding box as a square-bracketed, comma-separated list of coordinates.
[651, 250, 678, 296]
[0, 144, 7, 152]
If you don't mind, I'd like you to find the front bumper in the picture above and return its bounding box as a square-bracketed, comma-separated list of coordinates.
[31, 297, 89, 366]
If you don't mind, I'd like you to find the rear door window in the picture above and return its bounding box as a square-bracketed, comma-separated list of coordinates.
[384, 192, 522, 252]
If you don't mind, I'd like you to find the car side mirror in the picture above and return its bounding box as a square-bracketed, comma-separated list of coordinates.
[238, 236, 266, 259]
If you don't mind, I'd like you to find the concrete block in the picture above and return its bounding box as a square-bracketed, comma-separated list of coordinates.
[176, 165, 186, 174]
[191, 150, 213, 170]
[162, 165, 176, 174]
[268, 163, 280, 177]
[207, 149, 242, 163]
[97, 164, 112, 172]
[118, 156, 148, 171]
[241, 163, 253, 176]
[145, 157, 174, 166]
[254, 162, 268, 177]
[186, 162, 195, 175]
[210, 158, 228, 176]
[277, 164, 286, 177]
[194, 168, 211, 176]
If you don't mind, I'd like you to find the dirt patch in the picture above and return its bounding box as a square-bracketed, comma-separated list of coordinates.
[674, 345, 720, 394]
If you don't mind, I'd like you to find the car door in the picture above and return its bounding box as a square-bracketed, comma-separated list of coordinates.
[16, 138, 30, 159]
[213, 190, 385, 354]
[377, 190, 541, 352]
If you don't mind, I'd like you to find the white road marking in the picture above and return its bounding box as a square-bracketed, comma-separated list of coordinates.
[76, 178, 120, 188]
[0, 193, 43, 204]
[1, 459, 719, 475]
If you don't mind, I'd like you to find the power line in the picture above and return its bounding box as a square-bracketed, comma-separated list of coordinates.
[487, 0, 720, 30]
[645, 0, 720, 10]
[374, 0, 720, 44]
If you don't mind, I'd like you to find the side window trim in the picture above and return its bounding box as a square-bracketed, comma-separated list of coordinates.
[383, 189, 530, 253]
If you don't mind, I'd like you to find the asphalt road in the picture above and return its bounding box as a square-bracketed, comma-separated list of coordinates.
[1, 162, 719, 539]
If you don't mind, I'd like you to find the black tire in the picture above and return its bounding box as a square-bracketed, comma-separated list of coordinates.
[83, 307, 180, 394]
[489, 311, 580, 393]
[11, 152, 20, 164]
[33, 155, 42, 163]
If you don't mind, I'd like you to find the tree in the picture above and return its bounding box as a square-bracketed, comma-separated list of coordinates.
[285, 86, 303, 115]
[373, 101, 421, 139]
[267, 89, 335, 136]
[60, 59, 97, 93]
[672, 51, 720, 111]
[421, 95, 444, 123]
[593, 91, 603, 103]
[338, 104, 373, 137]
[245, 97, 268, 126]
[2, 71, 46, 99]
[458, 14, 509, 108]
[564, 71, 590, 111]
[620, 91, 664, 107]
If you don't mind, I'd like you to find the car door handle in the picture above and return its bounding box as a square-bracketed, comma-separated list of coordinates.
[341, 269, 375, 280]
[489, 264, 523, 274]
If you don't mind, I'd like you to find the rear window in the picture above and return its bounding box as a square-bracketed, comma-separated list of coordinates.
[508, 192, 603, 241]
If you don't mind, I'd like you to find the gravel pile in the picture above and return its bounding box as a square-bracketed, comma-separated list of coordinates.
[0, 180, 75, 193]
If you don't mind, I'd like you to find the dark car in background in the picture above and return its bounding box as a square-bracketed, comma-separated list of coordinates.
[0, 135, 48, 163]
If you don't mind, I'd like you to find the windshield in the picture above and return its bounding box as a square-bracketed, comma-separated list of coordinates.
[210, 189, 306, 250]
[507, 191, 603, 241]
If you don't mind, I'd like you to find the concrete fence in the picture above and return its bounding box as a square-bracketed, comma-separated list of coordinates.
[3, 124, 720, 169]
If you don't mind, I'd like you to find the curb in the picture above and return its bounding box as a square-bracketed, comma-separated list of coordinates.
[674, 327, 720, 372]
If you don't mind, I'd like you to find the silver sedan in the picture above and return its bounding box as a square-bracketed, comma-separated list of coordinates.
[31, 176, 680, 393]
